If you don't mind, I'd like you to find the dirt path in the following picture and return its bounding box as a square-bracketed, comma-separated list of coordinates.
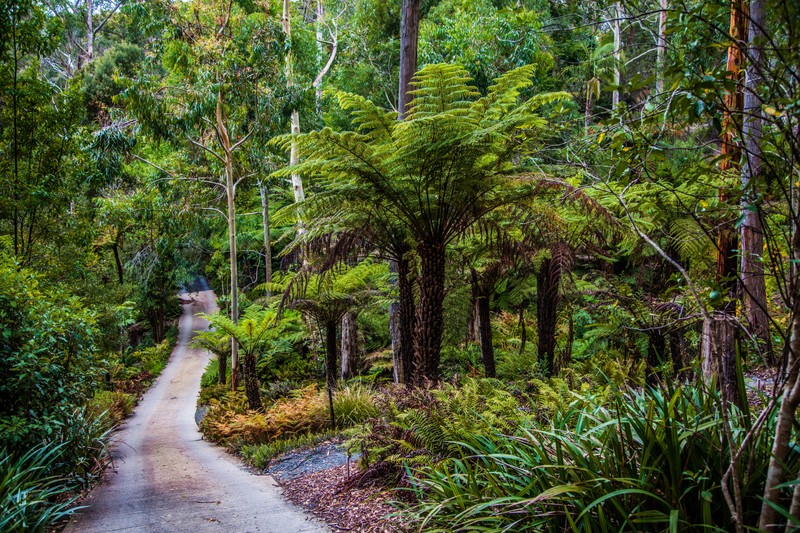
[64, 287, 326, 533]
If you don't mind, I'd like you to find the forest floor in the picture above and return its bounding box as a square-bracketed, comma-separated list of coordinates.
[268, 443, 405, 532]
[63, 289, 325, 533]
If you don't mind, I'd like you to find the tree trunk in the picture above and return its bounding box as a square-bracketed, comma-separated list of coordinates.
[398, 0, 421, 118]
[84, 0, 94, 67]
[656, 0, 667, 94]
[741, 0, 771, 358]
[259, 181, 272, 291]
[701, 315, 741, 405]
[413, 241, 445, 383]
[243, 351, 262, 410]
[283, 0, 306, 209]
[325, 321, 337, 429]
[518, 306, 527, 355]
[112, 233, 124, 284]
[397, 253, 416, 384]
[612, 3, 622, 108]
[584, 83, 593, 134]
[701, 0, 747, 407]
[759, 126, 800, 531]
[217, 94, 240, 390]
[340, 311, 359, 380]
[537, 258, 561, 377]
[476, 293, 496, 378]
[218, 350, 227, 385]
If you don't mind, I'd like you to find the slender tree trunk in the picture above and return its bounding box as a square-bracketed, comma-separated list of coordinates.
[518, 306, 527, 355]
[397, 252, 416, 384]
[584, 84, 593, 134]
[325, 321, 337, 429]
[537, 258, 561, 377]
[398, 0, 421, 118]
[217, 94, 240, 390]
[340, 311, 359, 380]
[243, 351, 262, 410]
[259, 181, 272, 291]
[85, 0, 94, 67]
[112, 232, 124, 284]
[612, 3, 622, 108]
[312, 0, 337, 115]
[759, 127, 800, 531]
[476, 293, 496, 378]
[741, 0, 771, 357]
[413, 241, 445, 382]
[283, 0, 305, 208]
[702, 0, 747, 407]
[656, 0, 667, 94]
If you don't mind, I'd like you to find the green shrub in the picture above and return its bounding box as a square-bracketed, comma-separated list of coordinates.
[404, 383, 788, 531]
[333, 383, 379, 427]
[88, 390, 136, 425]
[0, 444, 80, 532]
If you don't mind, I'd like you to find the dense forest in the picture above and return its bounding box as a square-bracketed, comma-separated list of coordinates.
[2, 0, 800, 530]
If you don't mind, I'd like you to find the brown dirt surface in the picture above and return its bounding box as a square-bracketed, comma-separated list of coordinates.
[280, 464, 409, 533]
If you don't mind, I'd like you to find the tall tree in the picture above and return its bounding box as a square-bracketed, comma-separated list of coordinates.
[701, 0, 748, 407]
[275, 64, 572, 382]
[740, 0, 770, 355]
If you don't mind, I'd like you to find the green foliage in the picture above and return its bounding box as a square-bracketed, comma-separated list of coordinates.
[358, 379, 521, 479]
[0, 444, 81, 533]
[404, 383, 786, 531]
[0, 256, 100, 454]
[332, 383, 379, 427]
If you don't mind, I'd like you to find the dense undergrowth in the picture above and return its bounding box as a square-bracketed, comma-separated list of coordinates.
[0, 257, 180, 530]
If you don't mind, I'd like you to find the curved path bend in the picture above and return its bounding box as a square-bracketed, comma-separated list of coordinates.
[65, 287, 326, 533]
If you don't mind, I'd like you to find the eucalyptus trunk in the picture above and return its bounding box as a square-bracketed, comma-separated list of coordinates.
[398, 0, 421, 118]
[413, 241, 446, 383]
[741, 0, 771, 357]
[701, 0, 747, 407]
[259, 181, 272, 290]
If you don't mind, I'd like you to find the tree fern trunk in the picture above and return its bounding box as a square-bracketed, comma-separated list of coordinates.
[398, 253, 416, 384]
[325, 321, 337, 428]
[341, 311, 359, 380]
[536, 258, 561, 377]
[476, 294, 496, 378]
[243, 351, 262, 411]
[414, 241, 445, 383]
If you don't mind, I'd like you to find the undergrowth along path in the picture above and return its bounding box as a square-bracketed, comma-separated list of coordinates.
[64, 284, 326, 533]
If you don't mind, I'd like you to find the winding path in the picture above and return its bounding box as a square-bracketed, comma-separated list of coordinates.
[65, 285, 326, 533]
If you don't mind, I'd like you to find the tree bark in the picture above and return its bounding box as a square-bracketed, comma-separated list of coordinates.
[325, 321, 337, 429]
[701, 0, 747, 407]
[112, 231, 124, 284]
[656, 0, 667, 94]
[518, 306, 527, 355]
[612, 2, 622, 109]
[259, 180, 272, 291]
[741, 0, 771, 357]
[398, 0, 421, 118]
[243, 350, 262, 410]
[218, 349, 227, 386]
[413, 241, 445, 383]
[283, 0, 306, 209]
[476, 293, 496, 378]
[340, 311, 359, 380]
[217, 93, 240, 390]
[537, 258, 561, 377]
[759, 125, 800, 531]
[397, 252, 416, 384]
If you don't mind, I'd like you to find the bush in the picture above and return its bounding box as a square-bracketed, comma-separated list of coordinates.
[404, 383, 789, 531]
[240, 430, 349, 470]
[0, 444, 80, 532]
[88, 390, 136, 426]
[333, 383, 379, 427]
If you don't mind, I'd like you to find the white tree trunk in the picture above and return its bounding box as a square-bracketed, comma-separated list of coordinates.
[656, 0, 667, 94]
[612, 3, 622, 108]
